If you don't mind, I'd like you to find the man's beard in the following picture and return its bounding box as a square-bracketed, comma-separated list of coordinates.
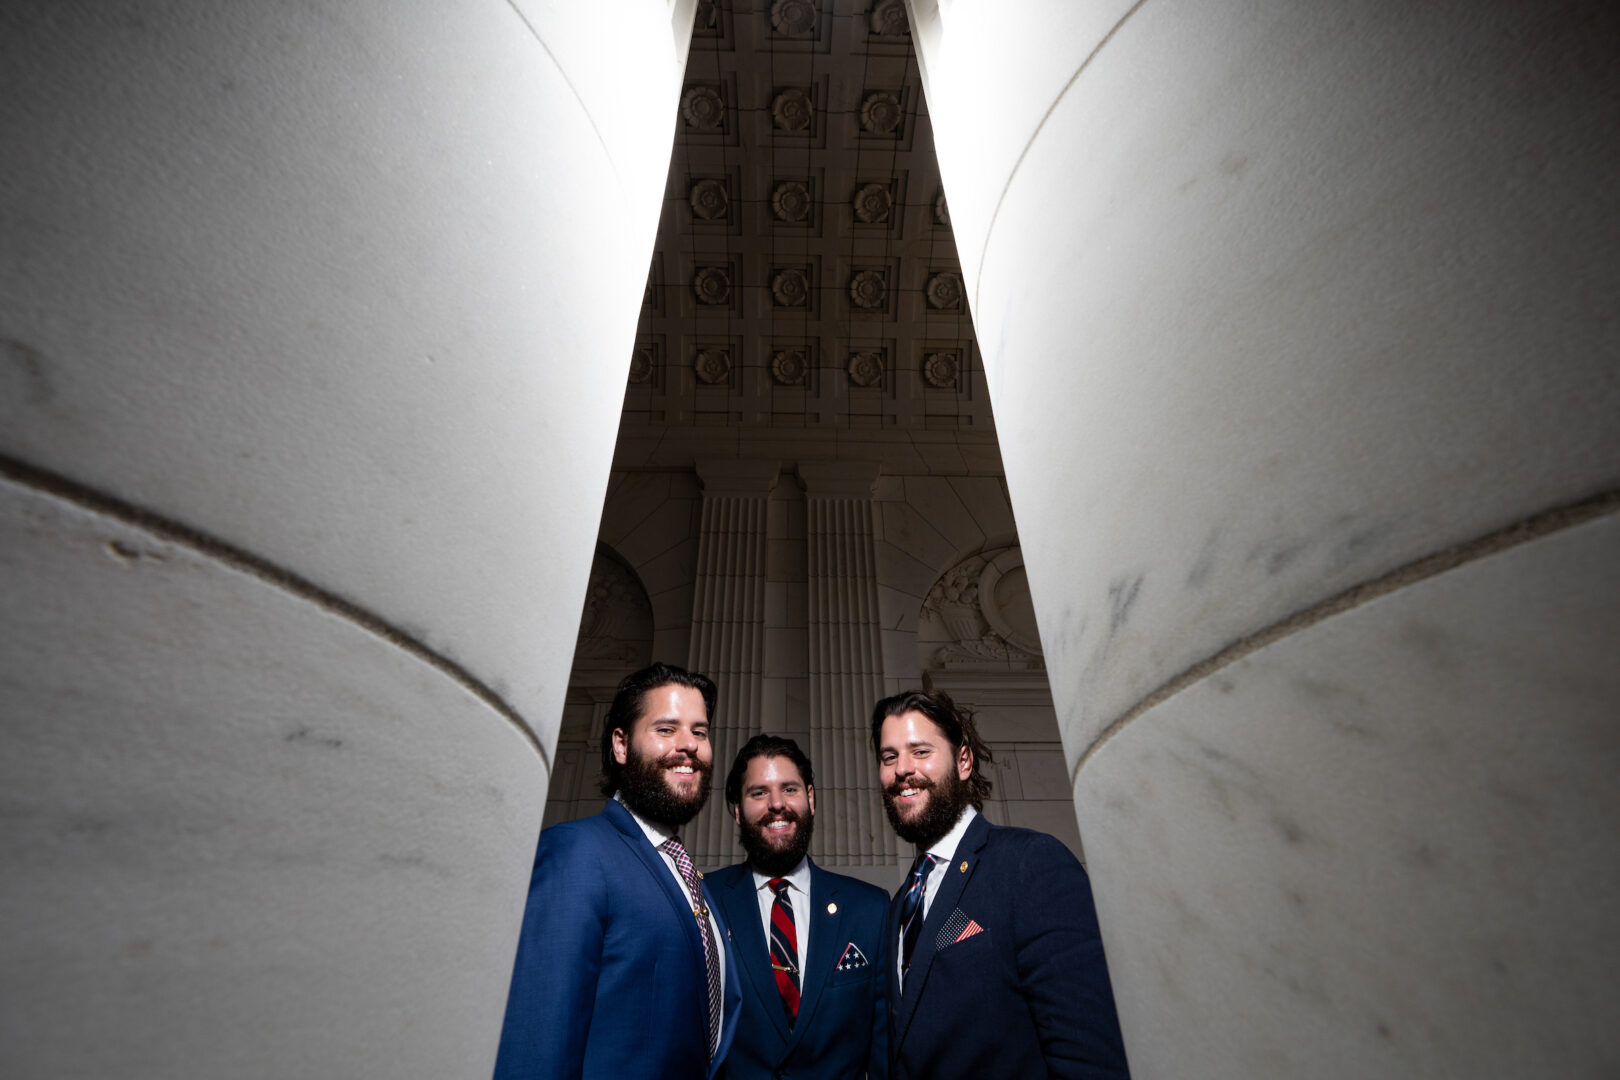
[737, 807, 815, 878]
[618, 745, 712, 828]
[882, 768, 972, 847]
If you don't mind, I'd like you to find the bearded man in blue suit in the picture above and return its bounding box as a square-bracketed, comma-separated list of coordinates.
[873, 689, 1131, 1080]
[493, 662, 742, 1080]
[708, 734, 889, 1079]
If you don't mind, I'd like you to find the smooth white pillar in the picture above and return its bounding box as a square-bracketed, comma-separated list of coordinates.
[909, 0, 1620, 1075]
[0, 2, 693, 1076]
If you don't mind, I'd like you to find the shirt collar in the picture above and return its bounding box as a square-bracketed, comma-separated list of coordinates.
[919, 804, 978, 866]
[751, 856, 812, 896]
[614, 792, 680, 850]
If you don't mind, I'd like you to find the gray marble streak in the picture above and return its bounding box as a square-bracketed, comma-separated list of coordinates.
[0, 478, 544, 1080]
[1076, 513, 1620, 1079]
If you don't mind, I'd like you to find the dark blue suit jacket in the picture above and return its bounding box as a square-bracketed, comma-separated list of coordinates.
[886, 813, 1130, 1079]
[710, 859, 888, 1080]
[493, 799, 742, 1080]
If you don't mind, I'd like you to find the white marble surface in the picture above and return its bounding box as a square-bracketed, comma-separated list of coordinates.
[0, 0, 691, 748]
[1077, 513, 1620, 1079]
[911, 0, 1620, 758]
[0, 478, 544, 1079]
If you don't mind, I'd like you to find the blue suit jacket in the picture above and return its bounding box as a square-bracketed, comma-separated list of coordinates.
[494, 799, 742, 1080]
[710, 858, 888, 1080]
[886, 813, 1130, 1079]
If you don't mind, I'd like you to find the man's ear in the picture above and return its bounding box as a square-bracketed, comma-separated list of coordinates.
[956, 743, 973, 782]
[731, 803, 741, 825]
[806, 784, 816, 816]
[612, 727, 629, 766]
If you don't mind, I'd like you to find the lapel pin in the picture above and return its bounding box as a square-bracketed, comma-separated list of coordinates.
[695, 869, 704, 880]
[827, 902, 838, 915]
[959, 861, 968, 873]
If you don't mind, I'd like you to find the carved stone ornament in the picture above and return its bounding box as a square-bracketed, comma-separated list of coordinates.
[847, 350, 884, 388]
[689, 178, 729, 221]
[923, 351, 959, 389]
[852, 183, 892, 223]
[628, 345, 655, 384]
[681, 85, 725, 130]
[934, 190, 950, 227]
[772, 180, 812, 222]
[575, 553, 653, 666]
[925, 272, 963, 309]
[859, 91, 902, 135]
[870, 0, 909, 36]
[771, 88, 814, 132]
[920, 546, 1044, 671]
[693, 266, 732, 305]
[848, 269, 887, 309]
[693, 0, 719, 33]
[771, 268, 809, 307]
[771, 348, 809, 385]
[770, 0, 818, 36]
[694, 348, 731, 385]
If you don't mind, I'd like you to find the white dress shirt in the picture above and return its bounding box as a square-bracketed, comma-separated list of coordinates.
[750, 855, 811, 973]
[617, 794, 727, 1054]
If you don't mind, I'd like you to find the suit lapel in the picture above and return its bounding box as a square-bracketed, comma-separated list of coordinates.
[714, 868, 792, 1045]
[788, 861, 840, 1047]
[602, 800, 706, 967]
[893, 813, 991, 1053]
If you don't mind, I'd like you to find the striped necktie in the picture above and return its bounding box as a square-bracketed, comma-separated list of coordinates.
[662, 836, 722, 1060]
[767, 878, 801, 1026]
[898, 851, 939, 982]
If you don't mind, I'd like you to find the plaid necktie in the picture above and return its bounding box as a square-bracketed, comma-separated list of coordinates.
[898, 851, 939, 982]
[662, 837, 722, 1059]
[767, 878, 801, 1026]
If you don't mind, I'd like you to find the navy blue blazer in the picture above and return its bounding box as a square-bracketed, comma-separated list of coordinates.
[709, 858, 888, 1080]
[886, 813, 1130, 1079]
[493, 799, 742, 1080]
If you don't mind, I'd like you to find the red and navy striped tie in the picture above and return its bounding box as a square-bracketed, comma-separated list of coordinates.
[767, 878, 800, 1026]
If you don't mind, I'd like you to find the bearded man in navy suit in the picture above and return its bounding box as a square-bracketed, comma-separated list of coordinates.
[873, 689, 1131, 1080]
[708, 734, 889, 1079]
[493, 662, 742, 1080]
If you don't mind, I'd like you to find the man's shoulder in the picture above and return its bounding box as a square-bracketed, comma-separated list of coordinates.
[809, 863, 890, 919]
[978, 820, 1085, 870]
[536, 804, 629, 855]
[707, 861, 753, 889]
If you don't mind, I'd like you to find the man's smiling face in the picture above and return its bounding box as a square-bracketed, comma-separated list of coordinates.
[733, 753, 815, 876]
[878, 709, 973, 847]
[613, 683, 712, 828]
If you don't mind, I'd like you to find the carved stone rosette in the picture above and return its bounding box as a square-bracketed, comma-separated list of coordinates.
[923, 351, 959, 389]
[680, 85, 725, 130]
[628, 345, 655, 385]
[694, 348, 731, 385]
[689, 178, 729, 221]
[848, 269, 887, 309]
[934, 190, 950, 227]
[771, 348, 809, 385]
[925, 272, 963, 309]
[694, 0, 719, 33]
[771, 88, 814, 132]
[770, 0, 818, 36]
[771, 268, 809, 307]
[852, 182, 892, 223]
[870, 0, 909, 36]
[771, 180, 812, 222]
[859, 91, 902, 135]
[693, 266, 732, 305]
[847, 350, 884, 388]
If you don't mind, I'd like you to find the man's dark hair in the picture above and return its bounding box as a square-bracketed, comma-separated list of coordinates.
[724, 733, 815, 808]
[598, 662, 718, 797]
[869, 688, 994, 809]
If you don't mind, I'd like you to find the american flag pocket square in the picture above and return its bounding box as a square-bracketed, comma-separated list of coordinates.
[936, 908, 985, 950]
[836, 942, 869, 971]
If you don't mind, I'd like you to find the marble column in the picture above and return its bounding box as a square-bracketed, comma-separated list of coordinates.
[800, 462, 899, 867]
[908, 0, 1620, 1076]
[684, 460, 780, 866]
[0, 2, 694, 1077]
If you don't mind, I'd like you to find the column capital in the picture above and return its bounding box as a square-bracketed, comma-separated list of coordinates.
[693, 459, 781, 496]
[796, 461, 882, 498]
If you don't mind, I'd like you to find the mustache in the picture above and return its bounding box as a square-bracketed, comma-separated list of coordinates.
[884, 775, 935, 798]
[658, 751, 708, 771]
[757, 807, 804, 827]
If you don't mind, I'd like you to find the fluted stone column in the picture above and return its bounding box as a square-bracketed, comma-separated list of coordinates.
[684, 460, 780, 866]
[909, 0, 1620, 1076]
[0, 2, 693, 1077]
[800, 462, 899, 867]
